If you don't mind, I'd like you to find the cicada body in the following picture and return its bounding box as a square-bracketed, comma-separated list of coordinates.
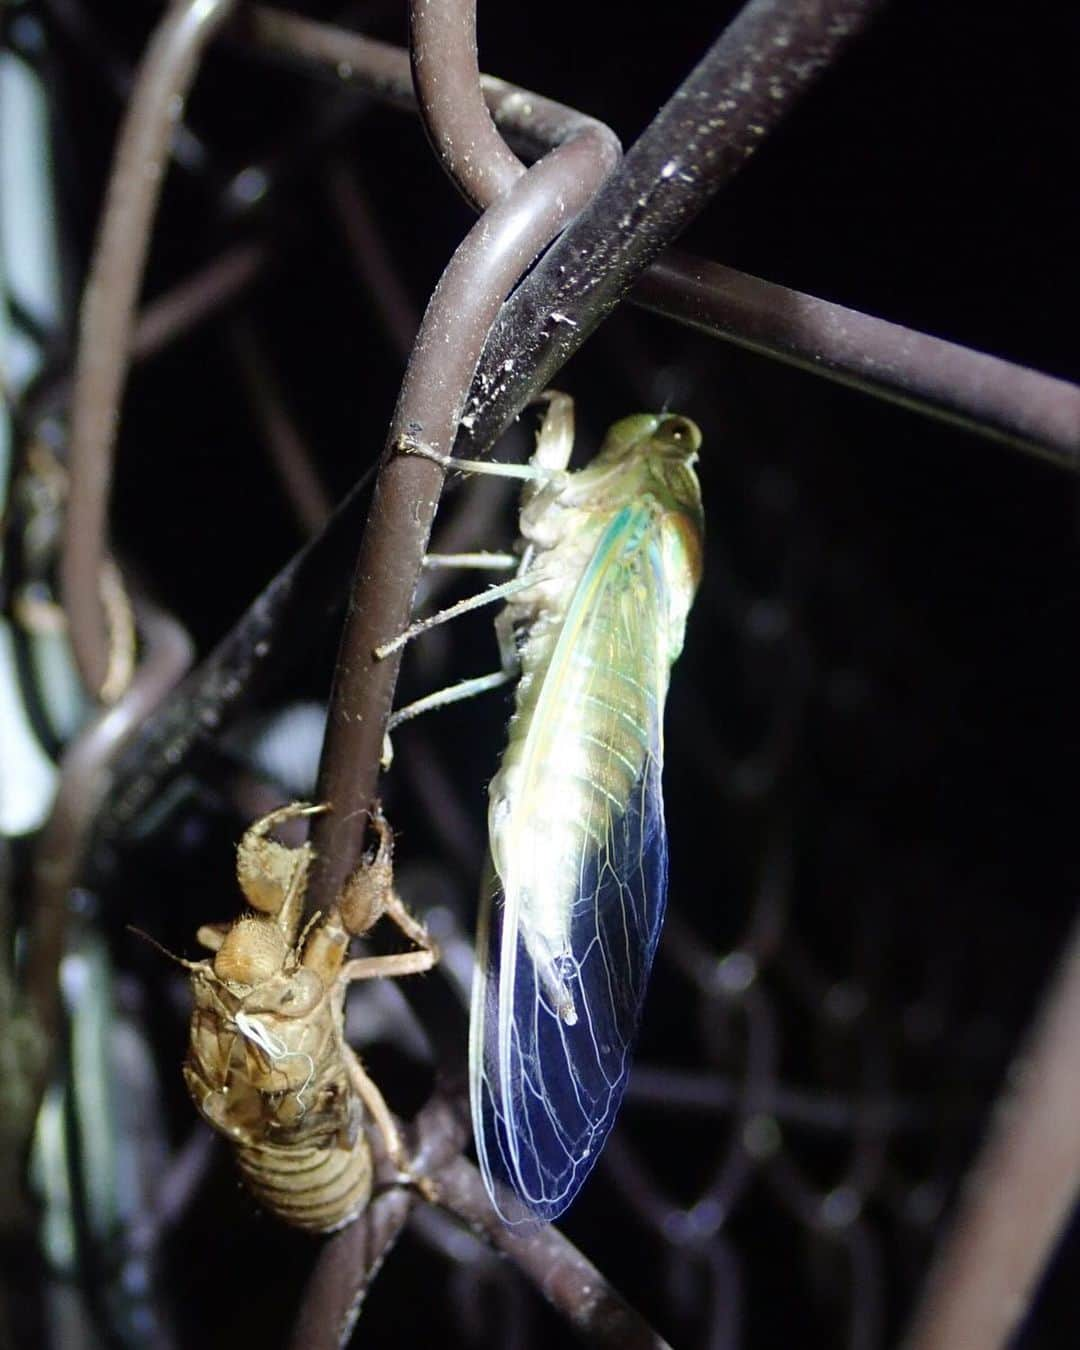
[184, 924, 371, 1233]
[470, 408, 704, 1222]
[183, 803, 437, 1232]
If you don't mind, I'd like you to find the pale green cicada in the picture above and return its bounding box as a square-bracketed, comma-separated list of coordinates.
[381, 394, 704, 1221]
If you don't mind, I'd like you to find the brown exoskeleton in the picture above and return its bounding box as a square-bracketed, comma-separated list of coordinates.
[181, 802, 437, 1232]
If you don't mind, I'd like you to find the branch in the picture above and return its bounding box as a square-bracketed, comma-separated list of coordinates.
[433, 1155, 672, 1349]
[302, 0, 619, 912]
[455, 0, 889, 455]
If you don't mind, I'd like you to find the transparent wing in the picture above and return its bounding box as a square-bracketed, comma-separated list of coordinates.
[470, 508, 672, 1223]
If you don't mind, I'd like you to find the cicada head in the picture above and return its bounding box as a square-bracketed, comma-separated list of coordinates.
[594, 411, 701, 466]
[591, 411, 702, 520]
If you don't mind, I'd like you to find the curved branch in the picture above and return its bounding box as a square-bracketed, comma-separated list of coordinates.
[303, 8, 619, 912]
[408, 0, 521, 209]
[244, 5, 1080, 470]
[60, 0, 237, 699]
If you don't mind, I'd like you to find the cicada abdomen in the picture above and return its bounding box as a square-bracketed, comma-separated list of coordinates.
[183, 803, 437, 1232]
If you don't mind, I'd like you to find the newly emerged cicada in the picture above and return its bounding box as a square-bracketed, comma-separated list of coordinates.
[181, 802, 437, 1232]
[383, 394, 704, 1221]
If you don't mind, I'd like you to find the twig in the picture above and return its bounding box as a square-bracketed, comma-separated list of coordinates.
[239, 10, 1080, 470]
[408, 0, 522, 209]
[132, 241, 266, 363]
[901, 918, 1080, 1350]
[91, 471, 375, 851]
[324, 160, 419, 360]
[246, 6, 620, 174]
[433, 1155, 673, 1349]
[60, 0, 237, 700]
[38, 0, 210, 172]
[25, 241, 267, 424]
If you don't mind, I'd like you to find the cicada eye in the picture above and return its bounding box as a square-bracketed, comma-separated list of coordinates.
[658, 415, 699, 447]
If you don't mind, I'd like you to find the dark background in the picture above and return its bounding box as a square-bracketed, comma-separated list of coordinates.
[8, 0, 1080, 1345]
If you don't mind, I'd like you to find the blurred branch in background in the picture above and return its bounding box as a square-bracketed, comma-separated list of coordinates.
[59, 0, 237, 701]
[903, 919, 1080, 1350]
[24, 604, 191, 1094]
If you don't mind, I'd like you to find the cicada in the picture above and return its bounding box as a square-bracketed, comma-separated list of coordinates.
[383, 395, 704, 1221]
[180, 802, 437, 1232]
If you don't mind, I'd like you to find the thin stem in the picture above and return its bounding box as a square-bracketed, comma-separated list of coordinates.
[230, 319, 334, 536]
[634, 251, 1080, 469]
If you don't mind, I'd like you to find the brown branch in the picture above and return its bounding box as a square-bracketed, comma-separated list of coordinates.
[433, 1155, 673, 1349]
[288, 1094, 467, 1350]
[455, 0, 891, 456]
[292, 1092, 671, 1349]
[634, 251, 1080, 469]
[60, 0, 238, 700]
[302, 2, 619, 914]
[23, 242, 267, 425]
[408, 0, 522, 210]
[230, 319, 334, 536]
[323, 160, 419, 360]
[242, 7, 1080, 471]
[132, 241, 266, 363]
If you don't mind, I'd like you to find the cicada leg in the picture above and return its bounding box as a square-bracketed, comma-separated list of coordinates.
[235, 802, 328, 929]
[395, 437, 552, 485]
[373, 569, 545, 661]
[377, 391, 574, 755]
[395, 387, 574, 483]
[379, 595, 523, 769]
[528, 388, 575, 474]
[342, 1045, 438, 1201]
[422, 551, 518, 571]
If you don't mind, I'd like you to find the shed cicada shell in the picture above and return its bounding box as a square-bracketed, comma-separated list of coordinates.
[182, 802, 437, 1232]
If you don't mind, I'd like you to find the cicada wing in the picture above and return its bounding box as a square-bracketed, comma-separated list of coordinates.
[471, 508, 674, 1223]
[471, 754, 667, 1223]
